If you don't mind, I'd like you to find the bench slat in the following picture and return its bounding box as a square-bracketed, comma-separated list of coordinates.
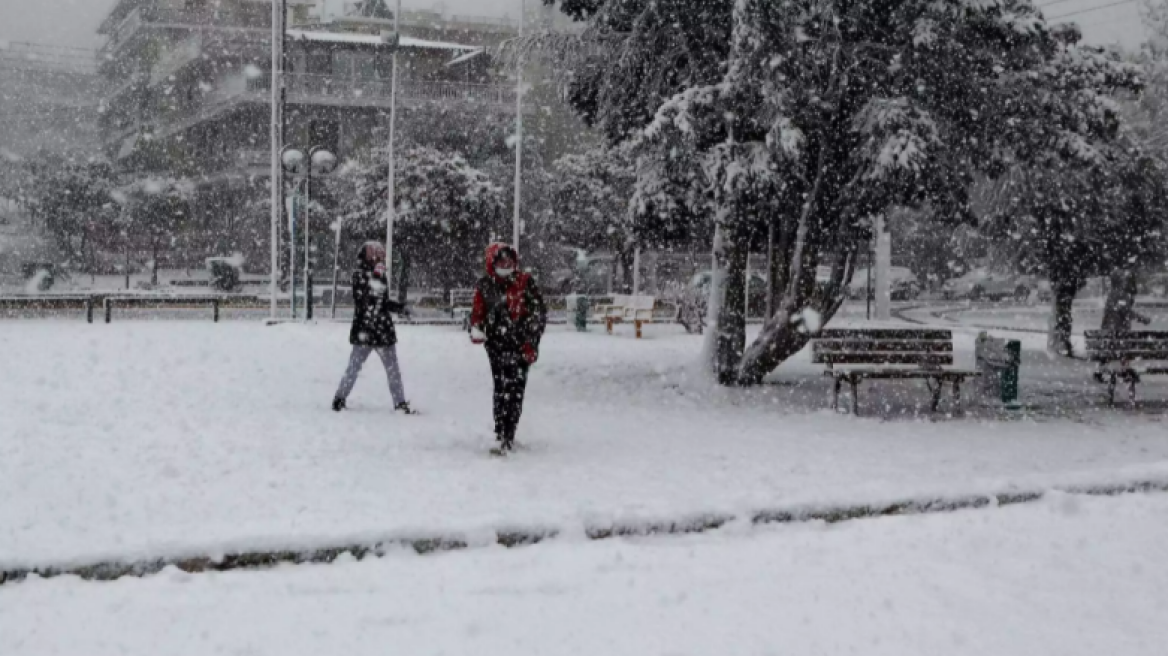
[819, 329, 951, 340]
[1090, 351, 1168, 362]
[813, 353, 954, 365]
[824, 369, 978, 380]
[1085, 331, 1168, 339]
[1086, 340, 1168, 350]
[814, 340, 953, 354]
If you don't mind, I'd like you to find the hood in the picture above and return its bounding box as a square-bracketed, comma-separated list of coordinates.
[485, 242, 518, 279]
[357, 241, 386, 270]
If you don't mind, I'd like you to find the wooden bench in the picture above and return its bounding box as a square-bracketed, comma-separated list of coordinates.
[813, 329, 979, 415]
[1085, 331, 1168, 406]
[596, 294, 656, 339]
[0, 295, 97, 323]
[103, 295, 249, 323]
[449, 289, 476, 331]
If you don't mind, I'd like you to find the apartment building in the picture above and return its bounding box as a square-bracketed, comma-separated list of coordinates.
[93, 0, 569, 270]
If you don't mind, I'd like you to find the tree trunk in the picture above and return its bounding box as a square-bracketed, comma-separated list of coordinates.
[736, 247, 855, 385]
[151, 242, 159, 286]
[1048, 277, 1080, 357]
[616, 247, 634, 294]
[1102, 269, 1139, 333]
[714, 230, 749, 385]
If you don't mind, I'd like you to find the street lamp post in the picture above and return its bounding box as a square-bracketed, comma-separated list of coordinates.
[384, 0, 402, 289]
[513, 0, 525, 253]
[282, 146, 339, 321]
[269, 0, 286, 320]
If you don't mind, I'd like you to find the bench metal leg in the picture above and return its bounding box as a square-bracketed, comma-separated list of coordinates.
[952, 378, 963, 416]
[1129, 376, 1138, 407]
[850, 377, 859, 416]
[104, 300, 112, 324]
[930, 379, 943, 412]
[831, 377, 841, 412]
[213, 300, 220, 323]
[85, 299, 93, 324]
[1106, 374, 1118, 407]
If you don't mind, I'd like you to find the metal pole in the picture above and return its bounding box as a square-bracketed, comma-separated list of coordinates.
[765, 223, 775, 320]
[866, 230, 874, 321]
[512, 0, 525, 251]
[385, 0, 401, 289]
[744, 252, 751, 320]
[632, 246, 642, 297]
[304, 172, 312, 321]
[269, 0, 285, 319]
[331, 216, 342, 319]
[289, 180, 297, 319]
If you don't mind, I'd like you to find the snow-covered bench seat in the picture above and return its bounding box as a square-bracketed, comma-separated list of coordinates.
[1086, 331, 1168, 406]
[595, 294, 656, 339]
[813, 329, 979, 416]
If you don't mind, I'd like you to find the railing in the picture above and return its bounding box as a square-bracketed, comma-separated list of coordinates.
[103, 5, 270, 56]
[282, 74, 517, 107]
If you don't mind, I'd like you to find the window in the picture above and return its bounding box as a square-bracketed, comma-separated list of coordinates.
[306, 51, 331, 75]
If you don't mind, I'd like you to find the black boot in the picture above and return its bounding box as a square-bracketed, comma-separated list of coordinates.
[395, 402, 417, 415]
[332, 397, 346, 412]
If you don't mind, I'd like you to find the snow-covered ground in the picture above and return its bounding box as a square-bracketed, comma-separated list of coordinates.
[3, 492, 1167, 656]
[2, 320, 1167, 569]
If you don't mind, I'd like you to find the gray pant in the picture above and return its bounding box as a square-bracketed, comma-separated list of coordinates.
[335, 345, 407, 406]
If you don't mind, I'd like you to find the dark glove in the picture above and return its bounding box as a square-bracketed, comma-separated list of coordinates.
[522, 343, 538, 365]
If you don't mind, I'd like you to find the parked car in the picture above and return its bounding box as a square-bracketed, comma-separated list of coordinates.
[942, 270, 1050, 301]
[846, 267, 922, 301]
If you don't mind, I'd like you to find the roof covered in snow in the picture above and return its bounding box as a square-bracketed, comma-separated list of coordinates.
[285, 30, 482, 53]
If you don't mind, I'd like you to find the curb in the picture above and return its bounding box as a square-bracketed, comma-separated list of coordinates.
[3, 478, 1165, 586]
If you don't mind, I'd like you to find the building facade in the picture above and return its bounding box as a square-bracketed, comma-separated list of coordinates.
[93, 0, 572, 272]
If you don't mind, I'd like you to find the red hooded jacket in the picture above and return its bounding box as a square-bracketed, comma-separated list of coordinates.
[471, 243, 547, 354]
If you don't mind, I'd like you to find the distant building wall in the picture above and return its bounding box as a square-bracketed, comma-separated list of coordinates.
[0, 42, 101, 157]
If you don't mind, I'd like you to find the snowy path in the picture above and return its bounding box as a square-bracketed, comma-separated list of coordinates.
[2, 322, 1168, 568]
[3, 492, 1166, 656]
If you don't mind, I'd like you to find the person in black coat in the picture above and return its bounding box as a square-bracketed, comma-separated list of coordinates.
[469, 243, 547, 453]
[332, 241, 414, 414]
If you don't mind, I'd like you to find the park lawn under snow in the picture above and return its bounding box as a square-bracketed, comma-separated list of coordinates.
[2, 320, 1168, 568]
[3, 492, 1167, 656]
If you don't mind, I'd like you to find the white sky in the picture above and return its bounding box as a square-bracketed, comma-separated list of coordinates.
[0, 0, 1152, 51]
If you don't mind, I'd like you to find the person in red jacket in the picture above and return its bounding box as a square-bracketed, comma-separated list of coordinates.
[470, 243, 547, 454]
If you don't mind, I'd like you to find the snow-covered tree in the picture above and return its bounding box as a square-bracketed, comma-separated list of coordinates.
[336, 146, 506, 295]
[23, 155, 118, 275]
[117, 179, 194, 286]
[547, 146, 637, 289]
[544, 0, 1140, 384]
[982, 151, 1168, 354]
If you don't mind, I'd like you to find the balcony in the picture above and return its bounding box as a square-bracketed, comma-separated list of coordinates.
[136, 73, 526, 147]
[150, 35, 204, 85]
[101, 6, 270, 61]
[284, 74, 521, 110]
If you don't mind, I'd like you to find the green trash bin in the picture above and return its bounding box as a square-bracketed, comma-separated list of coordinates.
[566, 294, 589, 332]
[976, 332, 1021, 409]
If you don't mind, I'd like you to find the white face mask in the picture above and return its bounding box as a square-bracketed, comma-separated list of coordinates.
[495, 267, 515, 277]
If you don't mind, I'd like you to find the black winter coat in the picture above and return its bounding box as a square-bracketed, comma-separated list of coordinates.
[350, 269, 405, 347]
